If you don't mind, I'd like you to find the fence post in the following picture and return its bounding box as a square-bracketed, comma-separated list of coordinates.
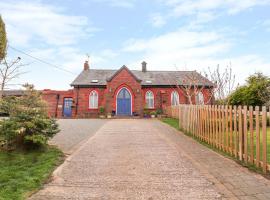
[255, 106, 260, 168]
[233, 105, 238, 158]
[243, 106, 248, 163]
[249, 106, 254, 164]
[262, 106, 267, 173]
[215, 105, 219, 148]
[238, 106, 243, 161]
[225, 105, 229, 152]
[229, 105, 233, 155]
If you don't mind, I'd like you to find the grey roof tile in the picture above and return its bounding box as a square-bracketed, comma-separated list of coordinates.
[71, 68, 214, 87]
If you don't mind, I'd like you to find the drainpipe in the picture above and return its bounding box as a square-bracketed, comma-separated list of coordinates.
[75, 87, 79, 117]
[55, 94, 60, 118]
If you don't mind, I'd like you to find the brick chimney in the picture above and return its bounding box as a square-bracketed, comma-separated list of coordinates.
[84, 61, 89, 70]
[142, 61, 147, 72]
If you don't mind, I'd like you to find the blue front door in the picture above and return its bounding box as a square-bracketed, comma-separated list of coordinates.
[63, 98, 73, 117]
[117, 88, 131, 116]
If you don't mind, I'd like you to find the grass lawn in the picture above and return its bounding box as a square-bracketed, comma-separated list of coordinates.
[161, 118, 179, 130]
[0, 147, 64, 200]
[247, 127, 270, 164]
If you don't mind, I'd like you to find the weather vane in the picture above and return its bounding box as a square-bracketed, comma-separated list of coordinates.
[86, 53, 90, 62]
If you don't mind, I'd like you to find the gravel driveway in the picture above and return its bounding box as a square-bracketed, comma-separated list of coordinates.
[50, 119, 109, 154]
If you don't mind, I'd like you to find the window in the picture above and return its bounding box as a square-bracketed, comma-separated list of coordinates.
[89, 90, 98, 108]
[196, 92, 204, 105]
[171, 91, 179, 106]
[145, 91, 154, 108]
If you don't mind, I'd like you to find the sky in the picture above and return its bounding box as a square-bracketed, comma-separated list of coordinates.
[0, 0, 270, 90]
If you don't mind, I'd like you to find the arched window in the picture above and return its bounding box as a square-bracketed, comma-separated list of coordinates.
[145, 91, 154, 108]
[196, 92, 204, 105]
[171, 91, 179, 106]
[89, 90, 98, 108]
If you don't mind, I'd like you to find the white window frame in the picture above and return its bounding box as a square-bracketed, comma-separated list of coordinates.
[145, 90, 154, 108]
[89, 90, 98, 109]
[171, 91, 179, 106]
[196, 92, 204, 105]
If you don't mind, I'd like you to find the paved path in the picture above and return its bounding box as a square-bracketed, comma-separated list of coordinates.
[50, 119, 109, 154]
[31, 119, 270, 200]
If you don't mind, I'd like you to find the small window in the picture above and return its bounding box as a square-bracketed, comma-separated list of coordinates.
[196, 92, 204, 105]
[171, 91, 179, 106]
[145, 80, 152, 84]
[145, 91, 154, 108]
[91, 80, 98, 83]
[89, 90, 98, 108]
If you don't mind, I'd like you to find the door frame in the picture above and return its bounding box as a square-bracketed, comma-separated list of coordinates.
[63, 97, 73, 117]
[116, 87, 133, 116]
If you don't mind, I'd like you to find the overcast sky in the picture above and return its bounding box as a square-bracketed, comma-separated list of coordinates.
[1, 0, 270, 89]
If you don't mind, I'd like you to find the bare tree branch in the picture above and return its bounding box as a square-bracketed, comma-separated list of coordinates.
[0, 56, 27, 98]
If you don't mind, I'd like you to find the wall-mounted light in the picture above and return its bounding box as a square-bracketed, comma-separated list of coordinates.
[109, 88, 112, 93]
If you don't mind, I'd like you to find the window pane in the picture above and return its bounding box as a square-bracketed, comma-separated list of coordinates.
[89, 91, 98, 108]
[146, 91, 154, 108]
[196, 92, 204, 105]
[171, 91, 179, 106]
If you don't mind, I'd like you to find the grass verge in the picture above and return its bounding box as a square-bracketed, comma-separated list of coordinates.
[0, 146, 64, 200]
[160, 117, 270, 177]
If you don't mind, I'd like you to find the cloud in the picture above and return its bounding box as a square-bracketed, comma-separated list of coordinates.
[149, 13, 167, 28]
[122, 28, 270, 84]
[154, 0, 270, 26]
[0, 1, 99, 47]
[163, 0, 270, 16]
[91, 0, 136, 8]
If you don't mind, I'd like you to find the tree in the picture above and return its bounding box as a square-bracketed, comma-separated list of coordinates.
[0, 84, 59, 150]
[228, 73, 270, 106]
[204, 64, 237, 104]
[179, 71, 213, 104]
[0, 56, 25, 98]
[0, 15, 7, 62]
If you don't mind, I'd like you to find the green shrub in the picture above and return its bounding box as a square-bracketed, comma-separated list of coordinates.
[0, 84, 59, 150]
[229, 73, 270, 106]
[150, 111, 156, 116]
[99, 106, 105, 114]
[143, 108, 150, 116]
[156, 108, 163, 115]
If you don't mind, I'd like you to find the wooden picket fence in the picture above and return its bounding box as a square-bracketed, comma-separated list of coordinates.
[165, 105, 270, 173]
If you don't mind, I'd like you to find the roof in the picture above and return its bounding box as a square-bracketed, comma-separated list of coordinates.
[71, 67, 214, 87]
[2, 90, 26, 96]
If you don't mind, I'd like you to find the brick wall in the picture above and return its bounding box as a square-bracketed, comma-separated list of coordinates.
[107, 67, 143, 116]
[42, 89, 74, 118]
[73, 87, 106, 118]
[41, 70, 213, 118]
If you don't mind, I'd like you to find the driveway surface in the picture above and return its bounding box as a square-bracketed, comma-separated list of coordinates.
[50, 119, 109, 154]
[31, 119, 270, 200]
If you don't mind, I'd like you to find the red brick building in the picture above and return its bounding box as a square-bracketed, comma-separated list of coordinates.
[42, 61, 214, 118]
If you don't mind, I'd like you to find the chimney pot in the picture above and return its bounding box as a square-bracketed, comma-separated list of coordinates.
[84, 61, 89, 70]
[142, 61, 147, 72]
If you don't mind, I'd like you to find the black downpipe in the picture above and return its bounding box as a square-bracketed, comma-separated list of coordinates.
[55, 94, 60, 118]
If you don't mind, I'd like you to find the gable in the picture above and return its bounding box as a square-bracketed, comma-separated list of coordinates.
[106, 65, 141, 83]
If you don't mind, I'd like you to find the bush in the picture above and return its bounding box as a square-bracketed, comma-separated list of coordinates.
[150, 111, 156, 116]
[156, 108, 163, 115]
[0, 84, 59, 150]
[99, 106, 105, 114]
[228, 73, 270, 106]
[143, 108, 150, 117]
